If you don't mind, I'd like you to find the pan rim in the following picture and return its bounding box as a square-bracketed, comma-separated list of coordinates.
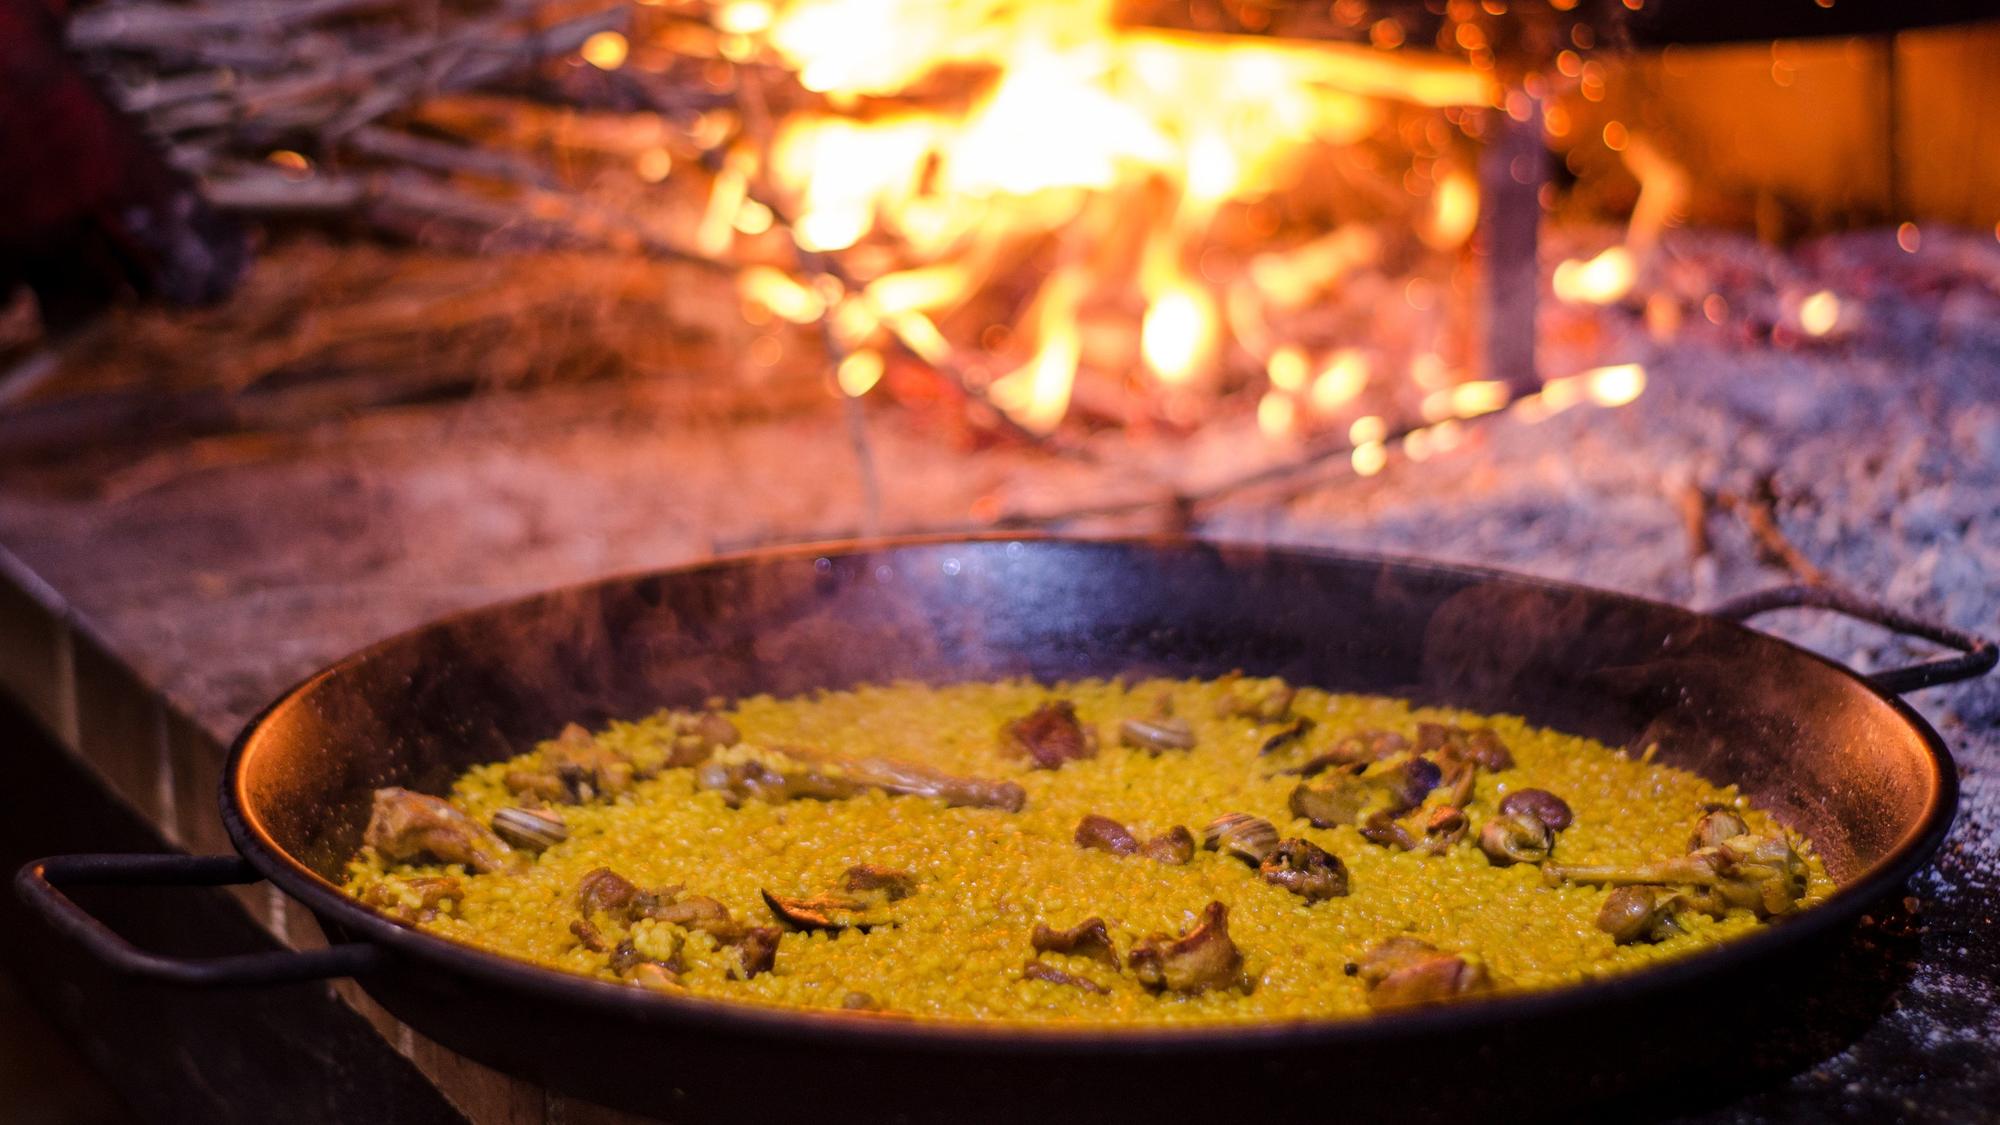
[222, 533, 1958, 1053]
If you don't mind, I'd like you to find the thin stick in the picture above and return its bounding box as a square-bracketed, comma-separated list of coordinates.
[344, 126, 558, 188]
[1672, 479, 1714, 562]
[67, 0, 405, 50]
[1718, 481, 1829, 586]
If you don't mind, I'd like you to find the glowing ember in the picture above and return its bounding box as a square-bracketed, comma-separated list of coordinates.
[1141, 285, 1218, 387]
[1267, 346, 1310, 393]
[1349, 415, 1388, 445]
[836, 349, 885, 396]
[716, 0, 774, 34]
[1309, 350, 1370, 415]
[1447, 379, 1511, 417]
[1552, 247, 1635, 305]
[635, 148, 674, 183]
[1584, 362, 1646, 407]
[1799, 290, 1841, 338]
[1423, 169, 1479, 250]
[739, 266, 825, 323]
[580, 30, 630, 70]
[1257, 391, 1298, 439]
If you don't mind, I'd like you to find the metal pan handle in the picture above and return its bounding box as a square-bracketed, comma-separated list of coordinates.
[15, 853, 380, 986]
[1710, 585, 1997, 696]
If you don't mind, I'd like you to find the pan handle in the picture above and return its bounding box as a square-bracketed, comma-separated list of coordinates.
[1710, 585, 1997, 696]
[15, 853, 380, 986]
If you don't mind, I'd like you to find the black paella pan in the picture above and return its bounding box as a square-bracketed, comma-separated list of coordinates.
[18, 538, 1995, 1123]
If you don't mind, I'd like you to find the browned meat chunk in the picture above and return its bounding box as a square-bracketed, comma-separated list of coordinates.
[842, 864, 918, 901]
[1080, 817, 1193, 864]
[1023, 961, 1109, 994]
[363, 787, 518, 874]
[1002, 702, 1098, 769]
[1377, 755, 1445, 809]
[1214, 674, 1296, 722]
[667, 710, 743, 768]
[1258, 838, 1350, 901]
[646, 894, 738, 936]
[1075, 814, 1140, 855]
[639, 888, 783, 972]
[1419, 723, 1515, 771]
[1288, 756, 1440, 829]
[505, 710, 737, 804]
[504, 723, 636, 804]
[1142, 826, 1197, 865]
[734, 927, 781, 978]
[360, 875, 462, 923]
[573, 868, 780, 974]
[1030, 917, 1119, 968]
[697, 745, 1026, 811]
[1690, 808, 1750, 851]
[576, 867, 641, 917]
[569, 918, 609, 953]
[610, 935, 683, 987]
[1498, 788, 1574, 832]
[1128, 902, 1251, 996]
[1358, 937, 1494, 1010]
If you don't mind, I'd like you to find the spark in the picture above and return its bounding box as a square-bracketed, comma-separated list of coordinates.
[580, 31, 628, 70]
[1799, 291, 1840, 337]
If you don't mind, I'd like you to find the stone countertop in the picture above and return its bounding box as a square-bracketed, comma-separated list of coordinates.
[0, 225, 1996, 1122]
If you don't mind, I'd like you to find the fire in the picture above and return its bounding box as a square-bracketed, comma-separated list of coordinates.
[1256, 391, 1298, 440]
[581, 30, 630, 70]
[721, 0, 1496, 432]
[988, 274, 1084, 433]
[836, 349, 885, 396]
[1584, 362, 1646, 406]
[1309, 351, 1370, 414]
[1525, 361, 1647, 417]
[1423, 169, 1479, 250]
[715, 1, 774, 34]
[1141, 284, 1217, 386]
[1798, 290, 1841, 337]
[1552, 246, 1635, 305]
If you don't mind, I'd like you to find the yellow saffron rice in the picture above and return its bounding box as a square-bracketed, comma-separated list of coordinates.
[343, 677, 1832, 1025]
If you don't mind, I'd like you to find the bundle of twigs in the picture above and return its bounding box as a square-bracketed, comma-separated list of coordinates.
[59, 0, 1046, 448]
[67, 0, 717, 254]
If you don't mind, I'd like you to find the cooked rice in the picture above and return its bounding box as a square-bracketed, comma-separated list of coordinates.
[343, 677, 1831, 1025]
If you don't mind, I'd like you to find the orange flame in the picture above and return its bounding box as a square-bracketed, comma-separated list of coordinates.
[728, 0, 1496, 432]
